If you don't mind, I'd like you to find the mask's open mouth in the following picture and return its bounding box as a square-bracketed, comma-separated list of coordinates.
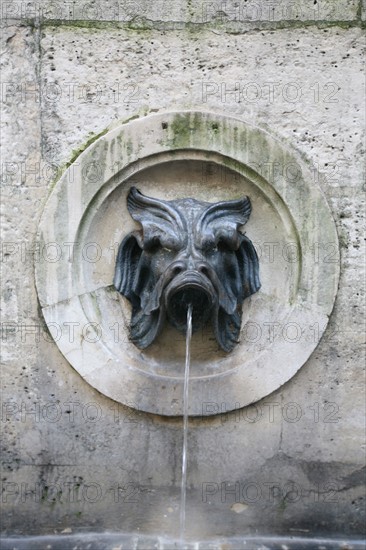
[165, 271, 216, 332]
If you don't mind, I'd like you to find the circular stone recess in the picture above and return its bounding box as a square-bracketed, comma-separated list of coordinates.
[35, 111, 340, 416]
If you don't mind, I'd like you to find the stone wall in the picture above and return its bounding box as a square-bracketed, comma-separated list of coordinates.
[1, 0, 365, 542]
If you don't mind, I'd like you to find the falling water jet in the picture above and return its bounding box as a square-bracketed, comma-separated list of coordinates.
[180, 304, 193, 548]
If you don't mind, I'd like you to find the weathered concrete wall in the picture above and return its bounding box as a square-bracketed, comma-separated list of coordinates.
[1, 0, 365, 542]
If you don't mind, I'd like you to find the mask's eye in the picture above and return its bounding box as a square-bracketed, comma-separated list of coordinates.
[202, 239, 218, 253]
[144, 236, 181, 253]
[160, 236, 181, 252]
[217, 234, 239, 252]
[144, 236, 161, 252]
[217, 240, 229, 253]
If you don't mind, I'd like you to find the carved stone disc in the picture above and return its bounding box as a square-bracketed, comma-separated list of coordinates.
[35, 111, 340, 416]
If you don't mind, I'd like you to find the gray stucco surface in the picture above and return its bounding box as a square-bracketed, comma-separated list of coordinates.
[1, 1, 365, 543]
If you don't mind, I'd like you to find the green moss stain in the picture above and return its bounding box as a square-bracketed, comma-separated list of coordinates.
[126, 18, 153, 33]
[34, 16, 363, 32]
[89, 291, 102, 322]
[40, 485, 61, 507]
[125, 138, 134, 157]
[121, 113, 141, 125]
[46, 127, 110, 198]
[66, 128, 109, 168]
[278, 497, 287, 512]
[164, 112, 211, 148]
[171, 114, 192, 144]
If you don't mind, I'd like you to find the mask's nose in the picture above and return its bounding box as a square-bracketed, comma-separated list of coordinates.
[187, 256, 196, 270]
[169, 256, 201, 273]
[168, 258, 212, 282]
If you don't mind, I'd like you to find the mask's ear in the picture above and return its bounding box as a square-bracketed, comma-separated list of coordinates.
[213, 235, 260, 353]
[114, 231, 166, 349]
[113, 232, 143, 309]
[236, 234, 261, 302]
[129, 307, 166, 350]
[213, 308, 242, 353]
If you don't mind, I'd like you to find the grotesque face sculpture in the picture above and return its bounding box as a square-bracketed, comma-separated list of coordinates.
[114, 187, 260, 352]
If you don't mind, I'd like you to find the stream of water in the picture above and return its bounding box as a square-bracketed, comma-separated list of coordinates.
[179, 304, 193, 547]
